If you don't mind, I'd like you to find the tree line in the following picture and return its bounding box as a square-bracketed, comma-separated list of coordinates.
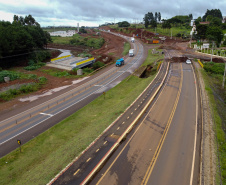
[195, 9, 225, 47]
[0, 15, 51, 68]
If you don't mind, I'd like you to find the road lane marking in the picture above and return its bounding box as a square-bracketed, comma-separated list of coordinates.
[73, 169, 80, 176]
[141, 63, 183, 185]
[40, 113, 53, 117]
[117, 127, 120, 130]
[103, 141, 107, 145]
[111, 133, 114, 136]
[131, 112, 133, 115]
[135, 108, 137, 111]
[86, 158, 91, 162]
[95, 62, 170, 185]
[96, 149, 100, 153]
[122, 122, 125, 125]
[127, 116, 130, 119]
[189, 64, 198, 185]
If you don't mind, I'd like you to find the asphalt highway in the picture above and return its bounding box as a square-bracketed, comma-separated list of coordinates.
[50, 53, 169, 185]
[89, 61, 199, 184]
[0, 36, 144, 157]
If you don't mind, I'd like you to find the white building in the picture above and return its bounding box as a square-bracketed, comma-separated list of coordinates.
[49, 30, 77, 37]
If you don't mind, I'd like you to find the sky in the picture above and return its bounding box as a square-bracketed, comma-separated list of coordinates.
[0, 0, 226, 27]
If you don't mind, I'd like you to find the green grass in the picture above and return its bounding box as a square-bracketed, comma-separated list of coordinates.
[51, 36, 72, 45]
[142, 49, 164, 67]
[200, 68, 226, 184]
[0, 55, 164, 184]
[147, 25, 190, 37]
[122, 42, 130, 56]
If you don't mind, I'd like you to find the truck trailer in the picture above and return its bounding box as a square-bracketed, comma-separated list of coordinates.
[131, 37, 135, 43]
[129, 49, 134, 57]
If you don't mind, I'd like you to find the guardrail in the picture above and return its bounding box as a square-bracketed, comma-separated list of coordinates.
[198, 59, 204, 68]
[51, 55, 72, 62]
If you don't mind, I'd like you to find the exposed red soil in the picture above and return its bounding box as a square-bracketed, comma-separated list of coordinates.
[0, 29, 127, 112]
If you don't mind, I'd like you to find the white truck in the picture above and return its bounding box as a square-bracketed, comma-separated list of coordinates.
[131, 37, 135, 43]
[129, 49, 134, 57]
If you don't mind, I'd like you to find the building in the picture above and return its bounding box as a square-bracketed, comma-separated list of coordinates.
[199, 22, 210, 25]
[49, 30, 77, 37]
[223, 16, 226, 23]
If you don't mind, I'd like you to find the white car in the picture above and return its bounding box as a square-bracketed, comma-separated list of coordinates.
[186, 59, 191, 64]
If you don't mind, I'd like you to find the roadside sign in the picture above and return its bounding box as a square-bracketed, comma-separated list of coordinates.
[17, 140, 22, 153]
[203, 43, 209, 49]
[17, 140, 21, 145]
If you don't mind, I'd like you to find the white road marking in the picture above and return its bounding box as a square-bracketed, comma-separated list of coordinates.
[40, 113, 53, 117]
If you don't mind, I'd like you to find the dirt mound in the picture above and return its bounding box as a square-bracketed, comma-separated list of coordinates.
[96, 55, 114, 64]
[171, 57, 188, 63]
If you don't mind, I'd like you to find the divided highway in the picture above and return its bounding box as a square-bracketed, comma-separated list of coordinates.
[49, 54, 169, 184]
[88, 58, 200, 185]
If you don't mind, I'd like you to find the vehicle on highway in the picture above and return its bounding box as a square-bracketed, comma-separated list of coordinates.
[186, 59, 191, 64]
[129, 49, 134, 57]
[131, 37, 135, 43]
[116, 58, 124, 67]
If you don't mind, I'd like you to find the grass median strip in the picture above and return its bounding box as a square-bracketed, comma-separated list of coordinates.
[0, 50, 162, 185]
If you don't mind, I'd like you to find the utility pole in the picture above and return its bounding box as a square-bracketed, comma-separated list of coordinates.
[223, 62, 226, 89]
[171, 28, 172, 39]
[211, 41, 214, 62]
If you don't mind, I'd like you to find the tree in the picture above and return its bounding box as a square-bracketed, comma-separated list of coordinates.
[155, 12, 158, 22]
[210, 17, 222, 27]
[206, 26, 224, 47]
[118, 21, 130, 27]
[162, 21, 171, 29]
[0, 15, 51, 67]
[144, 14, 149, 28]
[202, 9, 223, 21]
[150, 20, 157, 28]
[189, 14, 193, 20]
[195, 17, 202, 25]
[158, 12, 161, 22]
[80, 26, 87, 33]
[196, 24, 208, 41]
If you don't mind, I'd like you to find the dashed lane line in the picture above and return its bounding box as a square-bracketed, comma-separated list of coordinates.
[73, 169, 80, 176]
[40, 113, 53, 117]
[86, 158, 91, 163]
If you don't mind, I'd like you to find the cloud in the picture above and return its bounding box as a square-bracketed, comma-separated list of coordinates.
[0, 0, 225, 27]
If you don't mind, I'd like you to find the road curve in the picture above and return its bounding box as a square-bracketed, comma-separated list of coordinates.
[0, 34, 144, 157]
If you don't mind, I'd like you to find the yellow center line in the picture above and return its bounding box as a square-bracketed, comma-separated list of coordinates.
[103, 141, 107, 145]
[96, 149, 100, 153]
[141, 63, 183, 185]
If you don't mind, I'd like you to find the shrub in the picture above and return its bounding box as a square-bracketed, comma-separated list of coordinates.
[38, 77, 47, 85]
[0, 71, 20, 83]
[204, 62, 224, 75]
[93, 61, 105, 70]
[83, 68, 93, 73]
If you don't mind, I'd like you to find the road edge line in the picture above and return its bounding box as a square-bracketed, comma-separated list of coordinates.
[47, 48, 165, 185]
[80, 61, 169, 185]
